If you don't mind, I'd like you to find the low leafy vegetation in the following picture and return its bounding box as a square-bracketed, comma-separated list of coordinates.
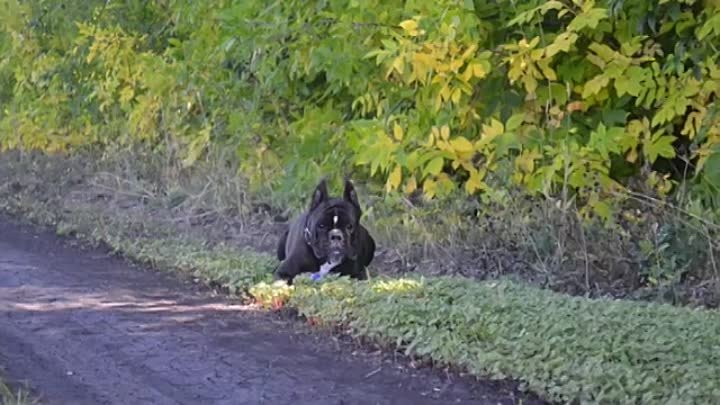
[290, 276, 720, 405]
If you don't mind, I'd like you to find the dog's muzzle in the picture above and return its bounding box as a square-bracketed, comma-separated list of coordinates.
[328, 229, 345, 262]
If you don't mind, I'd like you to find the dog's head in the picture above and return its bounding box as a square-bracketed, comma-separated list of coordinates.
[303, 178, 364, 264]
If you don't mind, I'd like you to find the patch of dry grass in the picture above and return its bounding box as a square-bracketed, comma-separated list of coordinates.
[0, 376, 35, 405]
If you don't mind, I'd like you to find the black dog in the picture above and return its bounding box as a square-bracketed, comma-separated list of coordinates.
[275, 178, 376, 284]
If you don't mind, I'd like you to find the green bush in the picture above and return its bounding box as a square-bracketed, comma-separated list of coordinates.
[1, 0, 719, 214]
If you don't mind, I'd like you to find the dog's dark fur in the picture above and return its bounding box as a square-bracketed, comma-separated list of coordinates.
[275, 178, 376, 284]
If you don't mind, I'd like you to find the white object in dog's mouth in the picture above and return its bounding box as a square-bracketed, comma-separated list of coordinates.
[328, 249, 344, 263]
[317, 258, 341, 277]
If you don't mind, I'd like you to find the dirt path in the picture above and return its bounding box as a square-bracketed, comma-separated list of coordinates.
[0, 216, 546, 405]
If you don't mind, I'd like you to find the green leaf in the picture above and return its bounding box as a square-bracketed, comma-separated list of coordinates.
[697, 13, 720, 40]
[545, 32, 578, 57]
[652, 91, 691, 127]
[644, 132, 676, 163]
[614, 66, 647, 97]
[582, 74, 610, 98]
[701, 148, 720, 189]
[592, 199, 613, 223]
[568, 8, 608, 32]
[589, 123, 626, 160]
[505, 113, 525, 131]
[588, 42, 619, 63]
[424, 156, 445, 176]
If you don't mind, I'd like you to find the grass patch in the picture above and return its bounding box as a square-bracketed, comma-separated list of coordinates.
[0, 377, 34, 405]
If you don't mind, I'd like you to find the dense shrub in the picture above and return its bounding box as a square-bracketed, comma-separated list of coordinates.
[1, 0, 719, 214]
[1, 131, 719, 404]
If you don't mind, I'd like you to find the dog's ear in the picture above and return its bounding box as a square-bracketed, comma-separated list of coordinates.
[343, 178, 361, 214]
[309, 178, 329, 210]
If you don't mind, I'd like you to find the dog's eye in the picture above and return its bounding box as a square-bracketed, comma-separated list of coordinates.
[346, 224, 354, 231]
[318, 224, 325, 229]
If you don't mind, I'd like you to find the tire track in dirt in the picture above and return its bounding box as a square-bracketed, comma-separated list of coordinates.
[0, 216, 546, 405]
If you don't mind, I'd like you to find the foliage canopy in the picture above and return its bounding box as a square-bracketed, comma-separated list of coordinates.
[1, 0, 719, 215]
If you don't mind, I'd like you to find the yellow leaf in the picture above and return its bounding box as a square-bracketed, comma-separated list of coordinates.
[522, 72, 539, 94]
[515, 149, 540, 173]
[440, 84, 451, 101]
[425, 130, 436, 147]
[465, 168, 487, 194]
[436, 62, 450, 73]
[440, 125, 450, 140]
[431, 74, 445, 85]
[461, 44, 478, 61]
[399, 19, 419, 36]
[436, 140, 452, 152]
[393, 123, 404, 141]
[388, 56, 405, 78]
[461, 65, 474, 82]
[119, 86, 135, 105]
[545, 32, 577, 57]
[404, 176, 417, 194]
[473, 63, 488, 78]
[450, 59, 464, 72]
[460, 160, 475, 171]
[451, 87, 462, 104]
[537, 59, 557, 81]
[582, 74, 610, 98]
[626, 147, 638, 163]
[530, 49, 545, 61]
[411, 52, 433, 83]
[450, 136, 474, 153]
[386, 165, 402, 192]
[681, 111, 703, 139]
[484, 119, 504, 138]
[423, 178, 437, 199]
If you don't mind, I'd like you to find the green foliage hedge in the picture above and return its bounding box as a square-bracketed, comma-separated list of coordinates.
[1, 0, 719, 215]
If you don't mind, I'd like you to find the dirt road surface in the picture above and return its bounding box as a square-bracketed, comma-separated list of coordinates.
[0, 216, 546, 405]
